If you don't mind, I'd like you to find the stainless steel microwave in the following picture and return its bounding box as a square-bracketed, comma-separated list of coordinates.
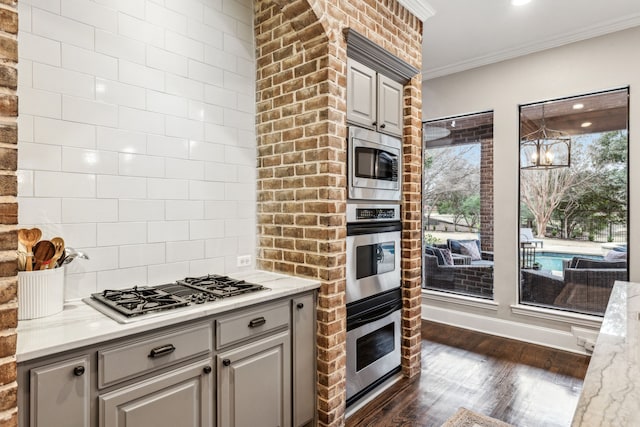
[348, 126, 402, 201]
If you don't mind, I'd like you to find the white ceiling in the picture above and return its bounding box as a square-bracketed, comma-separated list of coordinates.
[421, 0, 640, 80]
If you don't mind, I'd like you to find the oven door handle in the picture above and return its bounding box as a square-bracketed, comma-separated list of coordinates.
[347, 222, 402, 236]
[348, 301, 402, 330]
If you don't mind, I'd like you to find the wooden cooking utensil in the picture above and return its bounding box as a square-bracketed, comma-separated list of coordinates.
[33, 240, 55, 270]
[48, 237, 65, 269]
[18, 228, 42, 272]
[17, 241, 27, 271]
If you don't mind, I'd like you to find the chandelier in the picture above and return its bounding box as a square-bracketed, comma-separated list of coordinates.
[520, 105, 571, 170]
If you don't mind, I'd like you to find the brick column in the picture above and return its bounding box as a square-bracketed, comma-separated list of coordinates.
[0, 1, 19, 426]
[255, 1, 422, 426]
[480, 137, 494, 252]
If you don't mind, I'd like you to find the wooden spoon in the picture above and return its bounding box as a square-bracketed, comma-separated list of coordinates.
[17, 241, 27, 271]
[33, 240, 55, 270]
[18, 228, 42, 272]
[48, 237, 65, 269]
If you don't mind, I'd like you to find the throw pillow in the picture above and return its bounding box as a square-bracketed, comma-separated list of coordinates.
[439, 248, 454, 266]
[448, 239, 481, 255]
[459, 240, 481, 261]
[425, 246, 445, 266]
[605, 250, 627, 262]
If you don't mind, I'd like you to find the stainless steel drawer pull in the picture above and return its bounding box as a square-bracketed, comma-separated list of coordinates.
[248, 317, 266, 328]
[148, 344, 176, 358]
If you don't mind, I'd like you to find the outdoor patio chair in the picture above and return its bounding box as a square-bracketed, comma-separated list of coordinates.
[520, 228, 543, 248]
[423, 252, 493, 298]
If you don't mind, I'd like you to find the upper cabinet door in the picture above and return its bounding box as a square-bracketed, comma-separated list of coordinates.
[347, 58, 377, 130]
[377, 73, 403, 137]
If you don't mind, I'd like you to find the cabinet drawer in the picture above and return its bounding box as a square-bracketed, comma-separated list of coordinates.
[216, 300, 289, 349]
[98, 322, 212, 389]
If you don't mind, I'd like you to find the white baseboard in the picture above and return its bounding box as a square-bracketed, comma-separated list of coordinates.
[422, 302, 591, 355]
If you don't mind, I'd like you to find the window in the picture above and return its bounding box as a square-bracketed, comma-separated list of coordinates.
[422, 111, 494, 299]
[519, 88, 629, 316]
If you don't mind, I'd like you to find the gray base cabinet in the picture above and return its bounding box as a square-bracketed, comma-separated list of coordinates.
[292, 294, 316, 427]
[29, 355, 90, 427]
[99, 359, 213, 427]
[217, 332, 291, 427]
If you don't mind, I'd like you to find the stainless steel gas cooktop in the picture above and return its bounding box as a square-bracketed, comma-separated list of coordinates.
[84, 274, 268, 323]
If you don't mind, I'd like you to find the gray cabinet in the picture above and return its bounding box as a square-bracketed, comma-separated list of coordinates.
[292, 293, 315, 427]
[29, 355, 90, 427]
[99, 359, 213, 427]
[347, 58, 403, 137]
[217, 332, 291, 427]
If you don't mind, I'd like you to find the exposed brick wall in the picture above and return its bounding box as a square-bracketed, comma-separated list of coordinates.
[0, 0, 18, 425]
[480, 137, 494, 252]
[254, 1, 422, 426]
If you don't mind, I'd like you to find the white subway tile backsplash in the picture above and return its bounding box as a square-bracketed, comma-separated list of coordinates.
[62, 96, 118, 127]
[62, 198, 118, 223]
[147, 90, 189, 117]
[32, 8, 95, 50]
[166, 74, 205, 101]
[18, 197, 62, 224]
[20, 87, 62, 119]
[118, 13, 164, 47]
[34, 171, 96, 198]
[188, 101, 223, 124]
[119, 153, 165, 177]
[147, 134, 189, 158]
[148, 261, 190, 285]
[17, 171, 35, 197]
[166, 239, 205, 262]
[204, 161, 236, 182]
[97, 175, 147, 199]
[165, 0, 205, 22]
[119, 60, 165, 92]
[119, 199, 165, 221]
[62, 44, 118, 80]
[97, 127, 147, 154]
[18, 142, 61, 171]
[146, 2, 188, 35]
[19, 32, 61, 66]
[188, 60, 223, 86]
[25, 0, 60, 15]
[62, 147, 119, 174]
[96, 78, 146, 110]
[61, 0, 117, 32]
[97, 267, 148, 292]
[97, 222, 147, 246]
[119, 242, 166, 268]
[19, 0, 257, 295]
[148, 178, 189, 200]
[34, 117, 95, 148]
[189, 180, 225, 200]
[95, 29, 146, 65]
[189, 219, 224, 240]
[165, 200, 204, 220]
[119, 107, 165, 135]
[148, 221, 189, 242]
[33, 62, 96, 99]
[147, 46, 188, 77]
[166, 158, 204, 180]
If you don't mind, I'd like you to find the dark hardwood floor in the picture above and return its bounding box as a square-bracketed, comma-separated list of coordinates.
[346, 320, 590, 427]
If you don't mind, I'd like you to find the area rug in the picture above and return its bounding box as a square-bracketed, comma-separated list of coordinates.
[441, 407, 514, 427]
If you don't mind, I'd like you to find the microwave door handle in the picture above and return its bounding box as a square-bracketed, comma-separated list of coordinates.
[348, 301, 402, 330]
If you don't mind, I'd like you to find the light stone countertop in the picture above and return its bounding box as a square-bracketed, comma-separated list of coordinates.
[17, 270, 320, 363]
[572, 281, 640, 426]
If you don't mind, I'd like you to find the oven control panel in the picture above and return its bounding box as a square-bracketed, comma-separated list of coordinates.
[347, 203, 400, 223]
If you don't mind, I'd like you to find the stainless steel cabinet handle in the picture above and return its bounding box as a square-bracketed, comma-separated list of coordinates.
[148, 344, 176, 358]
[73, 366, 85, 376]
[248, 317, 266, 328]
[222, 359, 231, 367]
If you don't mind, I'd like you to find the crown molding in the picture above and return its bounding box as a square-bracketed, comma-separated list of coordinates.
[398, 0, 436, 22]
[423, 14, 640, 81]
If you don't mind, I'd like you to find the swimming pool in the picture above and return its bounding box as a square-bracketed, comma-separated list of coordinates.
[534, 252, 603, 271]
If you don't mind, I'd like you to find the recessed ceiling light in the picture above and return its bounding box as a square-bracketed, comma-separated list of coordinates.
[511, 0, 531, 5]
[581, 122, 592, 128]
[573, 103, 584, 110]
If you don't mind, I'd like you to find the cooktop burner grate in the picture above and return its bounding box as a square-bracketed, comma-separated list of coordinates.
[91, 285, 190, 317]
